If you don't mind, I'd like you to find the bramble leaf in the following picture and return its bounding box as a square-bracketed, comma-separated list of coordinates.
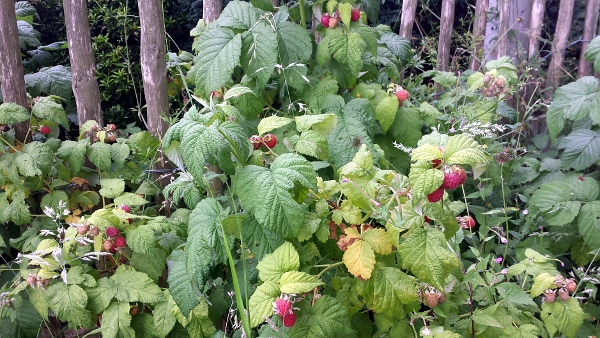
[167, 249, 200, 317]
[578, 200, 600, 250]
[329, 31, 367, 77]
[279, 271, 324, 294]
[584, 35, 600, 73]
[87, 142, 112, 172]
[101, 301, 135, 338]
[409, 168, 444, 200]
[24, 65, 72, 100]
[444, 134, 488, 165]
[363, 267, 419, 313]
[240, 216, 284, 261]
[47, 283, 93, 328]
[99, 178, 125, 199]
[241, 21, 278, 87]
[375, 95, 398, 133]
[86, 277, 117, 314]
[257, 116, 293, 135]
[343, 239, 376, 280]
[56, 139, 88, 173]
[31, 96, 69, 128]
[541, 297, 584, 338]
[110, 265, 165, 304]
[0, 102, 30, 124]
[288, 295, 356, 337]
[187, 300, 216, 337]
[249, 281, 280, 328]
[256, 241, 300, 282]
[530, 273, 556, 298]
[558, 129, 600, 170]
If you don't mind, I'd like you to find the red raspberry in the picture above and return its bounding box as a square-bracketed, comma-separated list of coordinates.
[274, 296, 293, 316]
[77, 224, 89, 235]
[282, 312, 297, 327]
[114, 236, 127, 248]
[351, 8, 360, 22]
[320, 13, 330, 28]
[441, 165, 466, 190]
[426, 187, 444, 203]
[460, 215, 476, 229]
[395, 88, 409, 102]
[558, 288, 569, 301]
[40, 126, 51, 135]
[106, 124, 117, 132]
[328, 16, 339, 28]
[431, 159, 442, 169]
[424, 216, 431, 223]
[120, 205, 131, 213]
[106, 227, 120, 238]
[103, 240, 116, 253]
[89, 226, 100, 237]
[250, 135, 263, 150]
[262, 134, 277, 148]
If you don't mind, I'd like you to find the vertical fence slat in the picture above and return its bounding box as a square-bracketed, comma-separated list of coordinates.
[546, 0, 575, 94]
[578, 0, 600, 78]
[469, 0, 489, 70]
[399, 0, 418, 40]
[496, 0, 511, 57]
[528, 0, 546, 58]
[437, 0, 456, 72]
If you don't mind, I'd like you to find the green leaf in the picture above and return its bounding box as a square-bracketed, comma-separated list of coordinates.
[47, 283, 93, 327]
[192, 27, 242, 95]
[240, 21, 278, 87]
[122, 225, 153, 254]
[187, 300, 216, 337]
[99, 178, 125, 199]
[294, 114, 337, 136]
[547, 76, 600, 140]
[528, 181, 573, 213]
[29, 288, 49, 321]
[530, 273, 556, 298]
[472, 313, 504, 328]
[444, 134, 488, 165]
[275, 19, 312, 65]
[234, 153, 316, 238]
[256, 241, 300, 282]
[86, 277, 117, 314]
[167, 249, 200, 317]
[558, 129, 600, 170]
[409, 168, 444, 200]
[295, 130, 329, 160]
[389, 107, 422, 147]
[24, 65, 72, 100]
[362, 228, 393, 255]
[257, 116, 293, 135]
[131, 248, 167, 282]
[111, 142, 130, 167]
[110, 265, 165, 304]
[541, 297, 584, 338]
[374, 95, 398, 133]
[288, 295, 356, 338]
[241, 216, 285, 261]
[279, 271, 324, 293]
[363, 267, 419, 313]
[378, 32, 412, 65]
[56, 139, 88, 173]
[329, 31, 367, 77]
[248, 280, 280, 327]
[152, 291, 177, 337]
[578, 200, 600, 250]
[101, 302, 135, 338]
[0, 102, 30, 124]
[584, 35, 600, 74]
[215, 1, 261, 30]
[87, 142, 112, 172]
[114, 192, 148, 207]
[31, 96, 69, 128]
[398, 227, 460, 290]
[495, 282, 539, 311]
[4, 191, 31, 225]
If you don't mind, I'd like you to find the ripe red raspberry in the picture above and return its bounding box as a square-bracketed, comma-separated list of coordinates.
[77, 224, 89, 235]
[274, 297, 293, 316]
[351, 8, 360, 22]
[114, 236, 127, 248]
[40, 126, 51, 135]
[395, 88, 409, 102]
[120, 205, 131, 213]
[320, 13, 330, 27]
[282, 312, 297, 327]
[106, 226, 120, 238]
[424, 216, 431, 223]
[89, 226, 100, 237]
[263, 134, 277, 148]
[441, 165, 466, 190]
[106, 124, 117, 132]
[427, 187, 444, 203]
[250, 135, 263, 150]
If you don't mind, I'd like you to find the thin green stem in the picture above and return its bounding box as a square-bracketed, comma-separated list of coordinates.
[316, 261, 344, 279]
[0, 135, 19, 152]
[500, 163, 510, 264]
[298, 0, 307, 29]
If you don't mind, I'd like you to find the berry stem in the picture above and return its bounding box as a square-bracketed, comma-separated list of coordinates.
[316, 261, 344, 279]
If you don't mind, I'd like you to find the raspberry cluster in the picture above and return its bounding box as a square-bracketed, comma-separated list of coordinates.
[426, 164, 467, 203]
[482, 72, 507, 97]
[104, 225, 127, 253]
[273, 294, 298, 328]
[320, 8, 361, 29]
[249, 134, 277, 150]
[543, 275, 578, 303]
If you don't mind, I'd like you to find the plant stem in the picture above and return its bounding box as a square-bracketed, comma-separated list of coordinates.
[0, 135, 19, 153]
[298, 0, 307, 29]
[316, 261, 344, 279]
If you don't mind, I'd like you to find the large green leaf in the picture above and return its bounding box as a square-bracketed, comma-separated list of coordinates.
[378, 32, 412, 66]
[363, 267, 419, 314]
[167, 249, 200, 317]
[279, 271, 324, 293]
[389, 107, 422, 147]
[234, 153, 317, 238]
[87, 142, 112, 172]
[528, 181, 573, 213]
[241, 216, 285, 261]
[86, 277, 117, 314]
[409, 168, 444, 200]
[152, 291, 177, 337]
[558, 129, 600, 170]
[541, 298, 584, 338]
[578, 200, 600, 250]
[275, 15, 312, 65]
[256, 241, 300, 282]
[102, 302, 135, 338]
[397, 227, 460, 290]
[583, 35, 600, 73]
[56, 139, 88, 173]
[241, 21, 278, 87]
[374, 95, 398, 133]
[248, 281, 280, 327]
[187, 300, 216, 337]
[191, 27, 242, 95]
[31, 96, 69, 128]
[110, 265, 165, 304]
[288, 296, 356, 338]
[329, 31, 367, 77]
[0, 102, 30, 124]
[214, 1, 262, 30]
[444, 134, 488, 165]
[47, 283, 93, 327]
[24, 65, 72, 100]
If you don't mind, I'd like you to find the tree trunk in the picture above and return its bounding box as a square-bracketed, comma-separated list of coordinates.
[398, 0, 418, 40]
[546, 0, 575, 94]
[469, 0, 489, 70]
[0, 0, 29, 141]
[437, 0, 455, 72]
[578, 0, 600, 77]
[496, 0, 511, 57]
[510, 0, 531, 61]
[528, 0, 546, 58]
[203, 0, 223, 24]
[272, 0, 280, 6]
[484, 0, 498, 60]
[63, 0, 103, 126]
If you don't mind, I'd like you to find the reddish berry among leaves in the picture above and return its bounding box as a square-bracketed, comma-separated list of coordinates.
[250, 135, 263, 150]
[106, 227, 120, 238]
[425, 292, 439, 308]
[558, 288, 569, 301]
[328, 16, 339, 28]
[441, 165, 466, 190]
[40, 126, 51, 135]
[320, 13, 330, 27]
[274, 297, 293, 316]
[543, 290, 556, 303]
[107, 124, 117, 132]
[77, 224, 89, 235]
[431, 159, 442, 169]
[351, 8, 360, 22]
[395, 88, 409, 102]
[114, 236, 127, 248]
[263, 134, 277, 148]
[103, 240, 114, 252]
[566, 280, 577, 293]
[120, 205, 131, 213]
[459, 215, 476, 229]
[282, 312, 297, 327]
[89, 226, 100, 237]
[427, 187, 444, 203]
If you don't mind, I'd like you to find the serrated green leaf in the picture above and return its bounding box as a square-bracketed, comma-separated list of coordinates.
[467, 72, 485, 90]
[578, 200, 600, 250]
[584, 35, 600, 73]
[0, 102, 31, 124]
[240, 21, 278, 87]
[17, 20, 41, 49]
[215, 1, 261, 30]
[114, 192, 148, 207]
[294, 114, 337, 136]
[256, 241, 300, 282]
[541, 297, 584, 338]
[257, 116, 293, 135]
[275, 20, 312, 65]
[66, 265, 96, 287]
[4, 191, 31, 225]
[528, 181, 573, 213]
[378, 32, 412, 65]
[338, 3, 353, 27]
[86, 277, 116, 314]
[472, 313, 504, 328]
[362, 228, 393, 255]
[127, 222, 155, 254]
[329, 31, 367, 77]
[47, 283, 93, 328]
[56, 139, 88, 172]
[131, 248, 167, 283]
[31, 96, 69, 128]
[530, 273, 556, 298]
[558, 129, 600, 170]
[444, 134, 487, 165]
[409, 168, 444, 200]
[343, 239, 376, 280]
[398, 227, 460, 290]
[87, 142, 112, 172]
[110, 142, 130, 167]
[374, 95, 398, 133]
[102, 302, 135, 338]
[279, 271, 324, 293]
[234, 153, 316, 238]
[241, 216, 285, 261]
[29, 287, 49, 321]
[288, 295, 355, 338]
[248, 280, 280, 327]
[389, 107, 422, 147]
[495, 282, 539, 311]
[363, 267, 419, 313]
[110, 265, 165, 304]
[152, 290, 177, 337]
[24, 65, 72, 100]
[167, 249, 200, 317]
[295, 130, 329, 160]
[99, 178, 125, 199]
[187, 299, 216, 337]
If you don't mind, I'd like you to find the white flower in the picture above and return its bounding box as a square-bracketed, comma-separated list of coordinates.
[421, 326, 432, 336]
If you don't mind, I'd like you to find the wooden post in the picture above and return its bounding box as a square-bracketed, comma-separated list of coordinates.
[398, 0, 418, 40]
[528, 0, 546, 59]
[63, 0, 104, 126]
[0, 0, 30, 141]
[578, 0, 600, 77]
[203, 0, 223, 24]
[496, 0, 511, 57]
[546, 0, 575, 93]
[469, 0, 489, 70]
[437, 0, 455, 72]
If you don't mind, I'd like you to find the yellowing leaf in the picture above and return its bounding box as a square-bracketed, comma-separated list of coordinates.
[343, 239, 376, 280]
[362, 228, 393, 255]
[530, 273, 556, 298]
[257, 115, 293, 135]
[279, 271, 324, 293]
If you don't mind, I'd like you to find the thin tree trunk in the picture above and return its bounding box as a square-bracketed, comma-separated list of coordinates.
[546, 0, 575, 94]
[469, 0, 489, 70]
[272, 0, 280, 6]
[437, 0, 455, 72]
[511, 0, 532, 62]
[484, 0, 499, 60]
[0, 0, 29, 141]
[578, 0, 600, 77]
[496, 0, 511, 57]
[398, 0, 418, 40]
[528, 0, 546, 59]
[203, 0, 223, 24]
[63, 0, 103, 126]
